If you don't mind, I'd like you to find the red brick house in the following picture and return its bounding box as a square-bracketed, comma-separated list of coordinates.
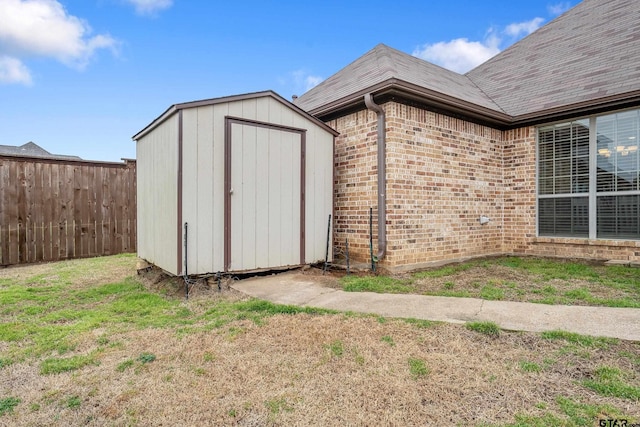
[294, 0, 640, 270]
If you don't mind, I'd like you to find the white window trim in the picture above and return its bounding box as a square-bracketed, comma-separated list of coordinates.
[589, 116, 597, 239]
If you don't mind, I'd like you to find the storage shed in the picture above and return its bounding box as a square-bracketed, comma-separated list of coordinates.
[133, 91, 337, 275]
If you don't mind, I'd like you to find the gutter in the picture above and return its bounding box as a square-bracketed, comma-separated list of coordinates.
[305, 78, 512, 128]
[304, 80, 640, 131]
[364, 93, 387, 260]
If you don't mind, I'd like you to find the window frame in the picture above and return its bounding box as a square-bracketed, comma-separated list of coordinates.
[536, 108, 640, 241]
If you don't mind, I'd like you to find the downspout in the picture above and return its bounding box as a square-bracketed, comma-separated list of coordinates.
[364, 93, 387, 260]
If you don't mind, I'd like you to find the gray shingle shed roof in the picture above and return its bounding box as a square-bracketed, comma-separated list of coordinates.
[296, 0, 640, 126]
[467, 0, 640, 119]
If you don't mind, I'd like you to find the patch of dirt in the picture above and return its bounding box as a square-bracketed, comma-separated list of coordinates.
[136, 266, 251, 307]
[300, 265, 344, 288]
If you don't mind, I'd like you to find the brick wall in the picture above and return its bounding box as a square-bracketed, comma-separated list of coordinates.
[502, 127, 537, 253]
[524, 237, 640, 262]
[327, 101, 640, 269]
[384, 103, 504, 267]
[328, 102, 504, 269]
[327, 110, 379, 264]
[501, 128, 640, 263]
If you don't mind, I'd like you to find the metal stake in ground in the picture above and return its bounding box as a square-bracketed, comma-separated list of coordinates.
[323, 214, 331, 275]
[369, 207, 375, 272]
[346, 237, 350, 275]
[184, 222, 189, 299]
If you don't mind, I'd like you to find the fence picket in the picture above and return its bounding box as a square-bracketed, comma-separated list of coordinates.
[0, 156, 136, 266]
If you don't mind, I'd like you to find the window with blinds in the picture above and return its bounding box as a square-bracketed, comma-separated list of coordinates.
[538, 120, 590, 237]
[537, 109, 640, 240]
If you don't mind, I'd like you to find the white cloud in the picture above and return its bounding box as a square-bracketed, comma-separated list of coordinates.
[548, 2, 572, 16]
[124, 0, 173, 15]
[504, 17, 545, 37]
[413, 15, 549, 73]
[413, 31, 501, 74]
[292, 70, 323, 93]
[0, 0, 117, 84]
[0, 55, 32, 85]
[304, 75, 323, 91]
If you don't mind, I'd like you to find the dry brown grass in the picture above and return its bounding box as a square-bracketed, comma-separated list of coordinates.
[410, 264, 637, 304]
[3, 313, 639, 426]
[0, 254, 135, 289]
[316, 257, 640, 307]
[1, 257, 638, 426]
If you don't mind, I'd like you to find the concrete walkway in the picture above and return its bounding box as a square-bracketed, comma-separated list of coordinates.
[232, 272, 640, 341]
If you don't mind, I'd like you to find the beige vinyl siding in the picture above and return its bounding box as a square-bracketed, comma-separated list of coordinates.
[180, 104, 227, 274]
[229, 122, 301, 271]
[136, 114, 179, 275]
[305, 127, 334, 263]
[180, 96, 333, 274]
[289, 104, 335, 264]
[138, 92, 334, 275]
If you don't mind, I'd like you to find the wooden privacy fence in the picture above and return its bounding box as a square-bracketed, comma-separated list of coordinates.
[0, 155, 136, 266]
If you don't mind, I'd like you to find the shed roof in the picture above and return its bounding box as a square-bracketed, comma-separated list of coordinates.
[295, 0, 640, 126]
[133, 90, 338, 141]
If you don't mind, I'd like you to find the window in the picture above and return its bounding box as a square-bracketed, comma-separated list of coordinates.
[538, 120, 590, 237]
[596, 110, 640, 238]
[537, 109, 640, 240]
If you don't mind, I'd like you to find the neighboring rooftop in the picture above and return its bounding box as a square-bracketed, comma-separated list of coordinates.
[0, 142, 82, 160]
[295, 0, 640, 126]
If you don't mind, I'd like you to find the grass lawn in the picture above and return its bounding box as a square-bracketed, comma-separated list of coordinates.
[340, 256, 640, 308]
[0, 254, 638, 425]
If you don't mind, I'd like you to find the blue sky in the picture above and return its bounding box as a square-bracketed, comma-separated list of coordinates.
[0, 0, 576, 162]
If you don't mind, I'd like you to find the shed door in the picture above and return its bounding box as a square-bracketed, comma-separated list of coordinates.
[225, 118, 304, 272]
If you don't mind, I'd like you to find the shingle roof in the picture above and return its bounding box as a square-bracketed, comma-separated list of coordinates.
[295, 0, 640, 124]
[466, 0, 640, 118]
[0, 142, 82, 160]
[294, 44, 503, 116]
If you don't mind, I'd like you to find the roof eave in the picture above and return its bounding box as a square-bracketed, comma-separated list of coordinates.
[306, 81, 640, 130]
[307, 78, 513, 128]
[510, 90, 640, 127]
[132, 105, 178, 141]
[133, 90, 339, 141]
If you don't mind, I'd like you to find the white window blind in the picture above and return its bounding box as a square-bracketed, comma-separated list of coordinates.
[537, 109, 640, 240]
